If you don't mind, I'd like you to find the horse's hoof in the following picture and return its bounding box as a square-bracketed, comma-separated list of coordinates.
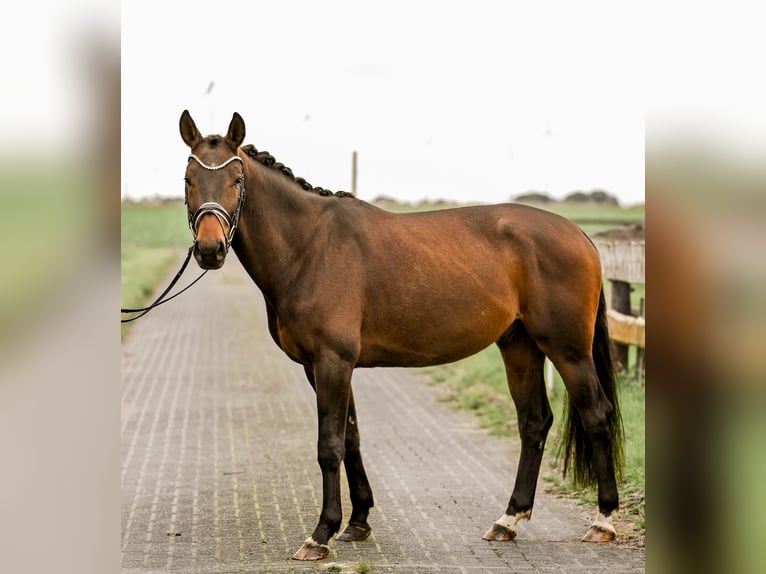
[482, 522, 517, 541]
[582, 525, 616, 542]
[336, 522, 371, 542]
[292, 537, 330, 560]
[582, 512, 616, 542]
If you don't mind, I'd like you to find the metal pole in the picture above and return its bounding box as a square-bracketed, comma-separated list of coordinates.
[351, 150, 358, 196]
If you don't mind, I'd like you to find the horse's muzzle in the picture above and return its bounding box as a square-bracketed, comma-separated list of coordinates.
[193, 238, 227, 269]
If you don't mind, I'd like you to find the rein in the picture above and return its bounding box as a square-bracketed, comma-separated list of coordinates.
[120, 246, 207, 323]
[121, 153, 245, 323]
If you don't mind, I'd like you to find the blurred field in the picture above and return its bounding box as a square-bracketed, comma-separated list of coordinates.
[120, 201, 191, 336]
[647, 146, 766, 574]
[0, 161, 96, 348]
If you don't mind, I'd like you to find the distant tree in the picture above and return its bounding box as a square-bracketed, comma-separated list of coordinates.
[513, 191, 553, 204]
[564, 191, 590, 203]
[563, 189, 619, 206]
[588, 189, 620, 206]
[371, 195, 401, 205]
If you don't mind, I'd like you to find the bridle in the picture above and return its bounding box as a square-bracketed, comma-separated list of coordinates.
[120, 152, 246, 324]
[186, 153, 246, 250]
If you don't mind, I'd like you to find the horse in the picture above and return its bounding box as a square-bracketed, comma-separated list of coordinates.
[178, 110, 623, 561]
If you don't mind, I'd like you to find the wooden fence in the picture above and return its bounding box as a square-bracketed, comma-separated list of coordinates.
[595, 239, 645, 377]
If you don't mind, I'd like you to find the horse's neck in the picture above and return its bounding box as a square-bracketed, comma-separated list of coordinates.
[233, 159, 320, 302]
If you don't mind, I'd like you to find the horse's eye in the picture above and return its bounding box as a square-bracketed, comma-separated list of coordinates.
[234, 176, 243, 185]
[184, 177, 191, 186]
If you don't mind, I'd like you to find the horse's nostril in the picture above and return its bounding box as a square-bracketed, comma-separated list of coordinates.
[194, 238, 227, 267]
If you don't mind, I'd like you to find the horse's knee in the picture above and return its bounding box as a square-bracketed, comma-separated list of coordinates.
[317, 438, 344, 470]
[578, 404, 613, 437]
[518, 408, 553, 449]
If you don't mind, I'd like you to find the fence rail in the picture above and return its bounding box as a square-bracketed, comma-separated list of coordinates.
[607, 309, 645, 348]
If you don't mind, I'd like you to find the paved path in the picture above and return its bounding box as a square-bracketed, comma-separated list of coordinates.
[121, 254, 645, 573]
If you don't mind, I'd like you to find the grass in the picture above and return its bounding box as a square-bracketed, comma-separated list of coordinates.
[323, 557, 372, 573]
[541, 203, 644, 224]
[355, 556, 371, 573]
[121, 201, 191, 248]
[120, 201, 192, 337]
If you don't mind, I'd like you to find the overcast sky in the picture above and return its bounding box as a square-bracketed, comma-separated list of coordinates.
[121, 1, 650, 205]
[120, 1, 766, 207]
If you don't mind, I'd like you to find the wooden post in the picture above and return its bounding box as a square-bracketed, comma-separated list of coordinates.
[610, 279, 632, 371]
[351, 150, 358, 196]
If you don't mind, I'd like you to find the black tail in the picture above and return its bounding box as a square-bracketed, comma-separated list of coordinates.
[561, 289, 624, 487]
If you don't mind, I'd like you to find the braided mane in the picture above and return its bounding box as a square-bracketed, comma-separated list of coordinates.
[241, 144, 355, 199]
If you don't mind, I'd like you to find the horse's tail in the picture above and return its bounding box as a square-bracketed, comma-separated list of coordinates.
[561, 289, 624, 487]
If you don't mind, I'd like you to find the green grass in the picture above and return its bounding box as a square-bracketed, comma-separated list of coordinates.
[121, 201, 191, 248]
[355, 556, 371, 573]
[541, 203, 644, 225]
[121, 201, 193, 337]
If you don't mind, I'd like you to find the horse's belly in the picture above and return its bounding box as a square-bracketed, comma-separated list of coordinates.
[357, 310, 512, 368]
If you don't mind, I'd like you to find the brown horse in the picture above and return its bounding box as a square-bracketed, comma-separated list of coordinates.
[179, 110, 623, 561]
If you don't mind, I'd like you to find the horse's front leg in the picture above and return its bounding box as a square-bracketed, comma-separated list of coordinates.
[300, 369, 374, 544]
[293, 352, 353, 561]
[336, 389, 374, 542]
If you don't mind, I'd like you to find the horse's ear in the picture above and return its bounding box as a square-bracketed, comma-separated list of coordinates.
[180, 109, 202, 148]
[225, 112, 246, 149]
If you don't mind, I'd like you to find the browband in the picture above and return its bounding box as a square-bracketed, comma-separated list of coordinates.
[188, 154, 243, 170]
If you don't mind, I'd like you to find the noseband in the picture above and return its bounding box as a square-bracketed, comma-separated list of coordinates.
[186, 154, 245, 248]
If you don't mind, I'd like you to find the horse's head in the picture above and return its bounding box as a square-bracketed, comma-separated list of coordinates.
[179, 110, 246, 269]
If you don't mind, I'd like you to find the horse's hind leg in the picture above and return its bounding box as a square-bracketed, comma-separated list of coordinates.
[521, 286, 622, 542]
[549, 352, 620, 542]
[484, 324, 552, 541]
[336, 388, 374, 542]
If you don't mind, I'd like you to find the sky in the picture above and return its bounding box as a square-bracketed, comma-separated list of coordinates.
[122, 1, 648, 206]
[119, 0, 766, 207]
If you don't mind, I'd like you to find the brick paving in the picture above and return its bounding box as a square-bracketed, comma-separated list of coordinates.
[121, 253, 645, 573]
